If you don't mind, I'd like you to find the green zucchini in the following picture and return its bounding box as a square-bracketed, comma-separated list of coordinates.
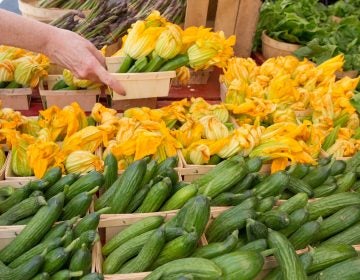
[41, 167, 62, 187]
[154, 156, 178, 177]
[103, 153, 118, 190]
[210, 190, 253, 206]
[102, 216, 164, 256]
[302, 162, 332, 188]
[230, 173, 258, 194]
[238, 238, 268, 252]
[94, 175, 121, 211]
[13, 216, 33, 225]
[256, 196, 277, 213]
[161, 184, 198, 211]
[42, 216, 78, 242]
[192, 230, 238, 259]
[44, 174, 79, 199]
[288, 218, 321, 250]
[50, 270, 83, 280]
[172, 182, 190, 193]
[140, 160, 157, 188]
[277, 193, 308, 214]
[246, 157, 263, 172]
[65, 171, 103, 201]
[0, 186, 32, 214]
[0, 186, 15, 198]
[32, 272, 50, 280]
[260, 210, 290, 230]
[267, 230, 307, 280]
[0, 196, 47, 225]
[321, 221, 360, 245]
[30, 190, 44, 197]
[253, 171, 289, 198]
[69, 244, 92, 276]
[125, 184, 152, 213]
[246, 219, 268, 241]
[0, 255, 44, 280]
[164, 227, 187, 241]
[287, 163, 310, 179]
[330, 160, 347, 176]
[313, 183, 337, 198]
[279, 208, 309, 237]
[73, 208, 110, 238]
[334, 172, 356, 193]
[74, 230, 99, 250]
[0, 193, 64, 263]
[287, 176, 313, 197]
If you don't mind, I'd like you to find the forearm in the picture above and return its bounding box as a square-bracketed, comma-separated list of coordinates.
[0, 9, 57, 54]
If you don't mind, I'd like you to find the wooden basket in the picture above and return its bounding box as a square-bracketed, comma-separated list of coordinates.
[0, 88, 32, 110]
[261, 31, 301, 59]
[106, 56, 126, 74]
[109, 71, 176, 101]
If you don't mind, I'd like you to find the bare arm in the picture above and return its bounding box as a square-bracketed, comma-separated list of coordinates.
[0, 9, 125, 95]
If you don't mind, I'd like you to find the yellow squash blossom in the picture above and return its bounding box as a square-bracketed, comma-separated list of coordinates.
[0, 60, 15, 82]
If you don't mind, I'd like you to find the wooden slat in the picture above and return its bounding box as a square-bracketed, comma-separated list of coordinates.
[184, 0, 210, 28]
[214, 0, 241, 36]
[234, 0, 262, 57]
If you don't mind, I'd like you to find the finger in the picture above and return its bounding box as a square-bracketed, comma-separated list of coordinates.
[94, 66, 126, 96]
[87, 44, 106, 67]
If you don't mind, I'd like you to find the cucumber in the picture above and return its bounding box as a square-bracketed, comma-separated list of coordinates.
[321, 221, 360, 245]
[69, 244, 92, 276]
[160, 184, 198, 211]
[246, 157, 263, 172]
[279, 208, 309, 237]
[0, 186, 15, 198]
[313, 183, 337, 198]
[0, 196, 47, 225]
[52, 79, 68, 90]
[50, 270, 83, 280]
[164, 227, 187, 241]
[308, 192, 360, 220]
[32, 272, 50, 280]
[277, 193, 308, 214]
[288, 219, 321, 250]
[151, 232, 198, 269]
[110, 159, 147, 213]
[206, 207, 257, 243]
[45, 174, 79, 199]
[330, 160, 347, 176]
[125, 184, 151, 213]
[61, 186, 98, 220]
[140, 160, 157, 188]
[0, 193, 64, 263]
[9, 237, 63, 268]
[246, 219, 268, 241]
[238, 239, 268, 252]
[210, 190, 253, 206]
[253, 171, 289, 198]
[65, 171, 103, 201]
[118, 227, 166, 273]
[267, 230, 307, 280]
[230, 173, 258, 194]
[314, 206, 360, 242]
[94, 175, 122, 211]
[42, 216, 78, 242]
[154, 156, 178, 177]
[43, 238, 78, 274]
[136, 178, 172, 213]
[192, 230, 238, 259]
[256, 196, 277, 213]
[212, 251, 264, 280]
[74, 230, 99, 250]
[41, 167, 62, 187]
[0, 186, 32, 214]
[260, 210, 290, 230]
[287, 163, 310, 179]
[302, 162, 332, 188]
[103, 229, 156, 274]
[30, 190, 44, 197]
[173, 182, 189, 193]
[0, 255, 44, 280]
[308, 257, 360, 280]
[287, 176, 313, 197]
[144, 258, 222, 280]
[79, 273, 104, 280]
[102, 216, 164, 256]
[305, 244, 357, 274]
[334, 172, 356, 193]
[13, 216, 33, 225]
[73, 208, 110, 238]
[103, 153, 118, 190]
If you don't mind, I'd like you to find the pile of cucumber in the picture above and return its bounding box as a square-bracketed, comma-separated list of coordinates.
[0, 168, 104, 225]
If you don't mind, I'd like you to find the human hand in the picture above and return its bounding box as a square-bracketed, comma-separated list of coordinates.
[45, 28, 125, 95]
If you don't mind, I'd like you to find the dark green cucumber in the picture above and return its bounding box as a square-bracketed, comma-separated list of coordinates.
[253, 171, 289, 198]
[9, 237, 63, 268]
[32, 272, 50, 280]
[302, 162, 332, 188]
[210, 190, 253, 206]
[0, 196, 47, 225]
[287, 163, 310, 179]
[74, 230, 99, 250]
[206, 206, 257, 242]
[94, 175, 122, 211]
[279, 208, 309, 237]
[330, 160, 347, 176]
[0, 186, 32, 214]
[246, 219, 268, 241]
[136, 178, 172, 213]
[30, 190, 44, 197]
[110, 159, 147, 213]
[73, 208, 110, 238]
[65, 171, 103, 201]
[43, 238, 78, 274]
[41, 167, 62, 187]
[50, 270, 83, 280]
[0, 255, 44, 280]
[256, 196, 277, 213]
[321, 221, 360, 245]
[118, 227, 166, 273]
[334, 172, 356, 193]
[173, 182, 190, 193]
[288, 218, 321, 250]
[79, 273, 104, 280]
[103, 229, 156, 274]
[0, 193, 64, 263]
[235, 196, 258, 210]
[0, 186, 15, 197]
[308, 192, 360, 220]
[238, 238, 268, 252]
[151, 231, 198, 269]
[287, 176, 313, 197]
[103, 153, 118, 190]
[154, 156, 178, 177]
[277, 193, 308, 214]
[44, 174, 79, 199]
[13, 216, 33, 225]
[212, 250, 264, 280]
[230, 173, 258, 194]
[140, 159, 157, 187]
[61, 187, 98, 220]
[246, 157, 263, 172]
[126, 184, 152, 213]
[314, 206, 360, 242]
[69, 244, 92, 276]
[267, 230, 307, 280]
[164, 227, 187, 241]
[259, 210, 290, 230]
[161, 184, 198, 211]
[102, 216, 164, 256]
[305, 244, 357, 274]
[192, 230, 238, 259]
[313, 183, 337, 198]
[42, 216, 78, 242]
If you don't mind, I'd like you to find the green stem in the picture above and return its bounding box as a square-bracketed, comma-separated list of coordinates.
[118, 55, 135, 73]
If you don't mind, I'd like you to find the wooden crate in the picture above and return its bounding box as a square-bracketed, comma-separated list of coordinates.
[184, 0, 262, 57]
[0, 88, 32, 110]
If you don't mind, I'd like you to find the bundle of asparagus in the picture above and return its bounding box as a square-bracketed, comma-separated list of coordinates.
[51, 0, 187, 49]
[38, 0, 98, 10]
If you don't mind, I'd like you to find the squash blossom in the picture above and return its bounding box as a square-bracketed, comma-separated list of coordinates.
[155, 24, 183, 60]
[65, 150, 103, 174]
[13, 56, 48, 88]
[63, 69, 100, 89]
[0, 60, 15, 82]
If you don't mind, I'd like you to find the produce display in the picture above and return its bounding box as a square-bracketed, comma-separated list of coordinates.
[51, 0, 187, 49]
[0, 46, 49, 89]
[255, 0, 360, 72]
[50, 70, 100, 90]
